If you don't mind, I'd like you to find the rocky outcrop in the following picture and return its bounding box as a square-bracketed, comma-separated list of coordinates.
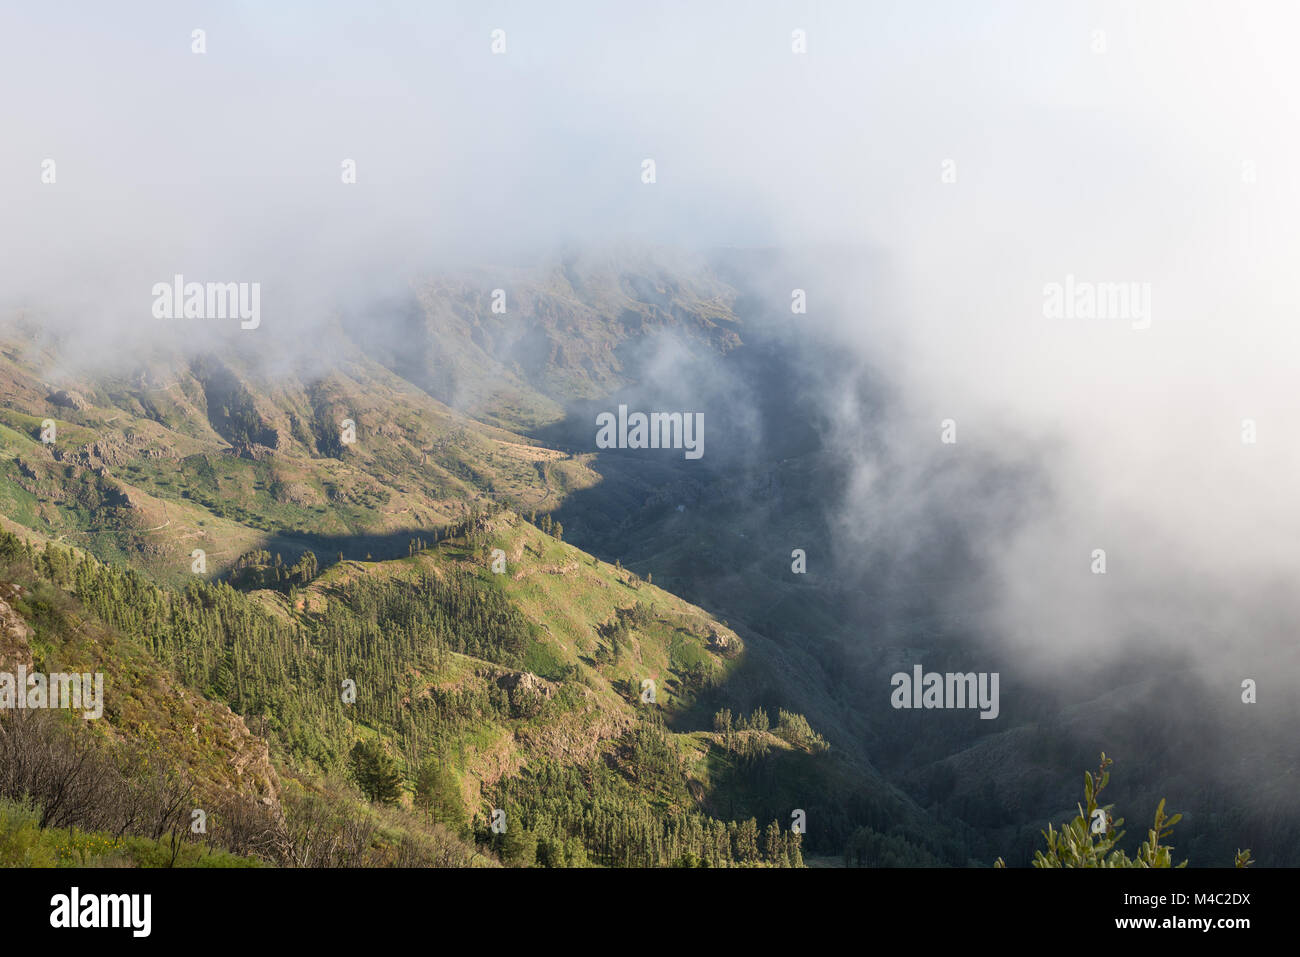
[232, 442, 279, 461]
[708, 626, 739, 657]
[0, 591, 34, 672]
[496, 670, 557, 700]
[46, 389, 88, 411]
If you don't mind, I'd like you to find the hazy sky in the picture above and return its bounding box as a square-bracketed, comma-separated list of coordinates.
[5, 2, 1298, 303]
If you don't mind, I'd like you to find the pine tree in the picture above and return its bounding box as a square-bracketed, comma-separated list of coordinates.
[763, 820, 783, 863]
[995, 753, 1246, 869]
[347, 739, 403, 805]
[501, 820, 538, 867]
[414, 753, 466, 832]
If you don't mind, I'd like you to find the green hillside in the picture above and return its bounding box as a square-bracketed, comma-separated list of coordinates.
[0, 490, 951, 868]
[3, 256, 1278, 870]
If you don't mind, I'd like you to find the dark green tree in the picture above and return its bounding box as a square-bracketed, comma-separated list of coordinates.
[347, 739, 403, 806]
[501, 820, 538, 867]
[414, 754, 466, 832]
[996, 753, 1252, 869]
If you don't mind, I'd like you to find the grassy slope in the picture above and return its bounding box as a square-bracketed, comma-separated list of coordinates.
[239, 511, 943, 861]
[251, 511, 751, 808]
[0, 798, 261, 867]
[0, 579, 278, 806]
[0, 335, 600, 584]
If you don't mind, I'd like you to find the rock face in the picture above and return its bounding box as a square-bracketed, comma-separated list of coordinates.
[47, 389, 88, 411]
[496, 670, 557, 700]
[708, 627, 738, 656]
[209, 698, 281, 804]
[0, 592, 34, 672]
[233, 442, 279, 461]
